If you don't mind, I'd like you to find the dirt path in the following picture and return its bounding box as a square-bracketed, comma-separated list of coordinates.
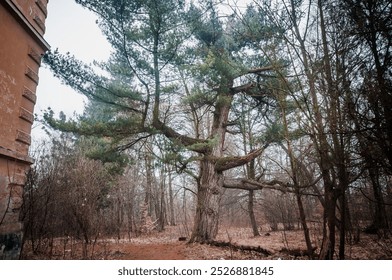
[114, 242, 187, 260]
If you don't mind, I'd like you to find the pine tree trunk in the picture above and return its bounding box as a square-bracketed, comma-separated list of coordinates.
[190, 90, 232, 242]
[190, 159, 223, 242]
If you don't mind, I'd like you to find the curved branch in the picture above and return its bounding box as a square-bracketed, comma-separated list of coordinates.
[230, 82, 256, 94]
[152, 119, 210, 154]
[247, 65, 276, 74]
[223, 178, 289, 192]
[215, 144, 269, 172]
[223, 178, 323, 197]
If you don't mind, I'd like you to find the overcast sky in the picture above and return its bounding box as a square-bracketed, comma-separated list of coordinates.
[33, 1, 111, 140]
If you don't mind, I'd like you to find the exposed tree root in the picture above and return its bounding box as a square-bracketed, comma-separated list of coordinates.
[279, 247, 318, 259]
[203, 240, 272, 256]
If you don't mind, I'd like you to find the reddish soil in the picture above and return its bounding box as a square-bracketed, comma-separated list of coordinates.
[114, 243, 186, 260]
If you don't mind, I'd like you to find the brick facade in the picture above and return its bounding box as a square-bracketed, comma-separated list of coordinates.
[0, 0, 49, 259]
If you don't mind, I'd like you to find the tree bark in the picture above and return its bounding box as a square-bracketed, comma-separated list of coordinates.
[295, 191, 314, 259]
[190, 159, 223, 242]
[168, 168, 176, 226]
[248, 190, 260, 236]
[246, 151, 260, 237]
[190, 89, 232, 242]
[319, 188, 337, 260]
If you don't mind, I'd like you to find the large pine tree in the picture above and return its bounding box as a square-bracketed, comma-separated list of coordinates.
[44, 0, 280, 242]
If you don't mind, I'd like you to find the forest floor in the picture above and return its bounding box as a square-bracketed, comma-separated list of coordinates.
[22, 226, 392, 260]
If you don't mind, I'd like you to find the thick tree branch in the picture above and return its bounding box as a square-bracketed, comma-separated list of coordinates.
[223, 178, 322, 197]
[247, 65, 276, 74]
[231, 72, 274, 92]
[215, 144, 269, 172]
[230, 82, 256, 94]
[230, 65, 279, 94]
[223, 178, 289, 192]
[152, 119, 210, 154]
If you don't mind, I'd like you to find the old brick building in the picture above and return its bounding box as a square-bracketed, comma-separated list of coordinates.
[0, 0, 49, 259]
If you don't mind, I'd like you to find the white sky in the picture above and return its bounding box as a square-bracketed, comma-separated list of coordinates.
[32, 1, 111, 140]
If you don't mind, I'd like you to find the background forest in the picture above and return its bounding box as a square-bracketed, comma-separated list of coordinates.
[21, 0, 392, 260]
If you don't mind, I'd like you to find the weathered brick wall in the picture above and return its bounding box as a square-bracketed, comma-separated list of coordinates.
[0, 0, 49, 259]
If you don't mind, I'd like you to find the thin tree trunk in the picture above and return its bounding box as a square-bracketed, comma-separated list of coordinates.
[296, 191, 314, 259]
[348, 94, 389, 235]
[116, 196, 122, 241]
[248, 190, 260, 236]
[278, 70, 314, 259]
[158, 169, 166, 232]
[144, 151, 153, 211]
[369, 166, 389, 236]
[338, 189, 346, 259]
[168, 169, 176, 226]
